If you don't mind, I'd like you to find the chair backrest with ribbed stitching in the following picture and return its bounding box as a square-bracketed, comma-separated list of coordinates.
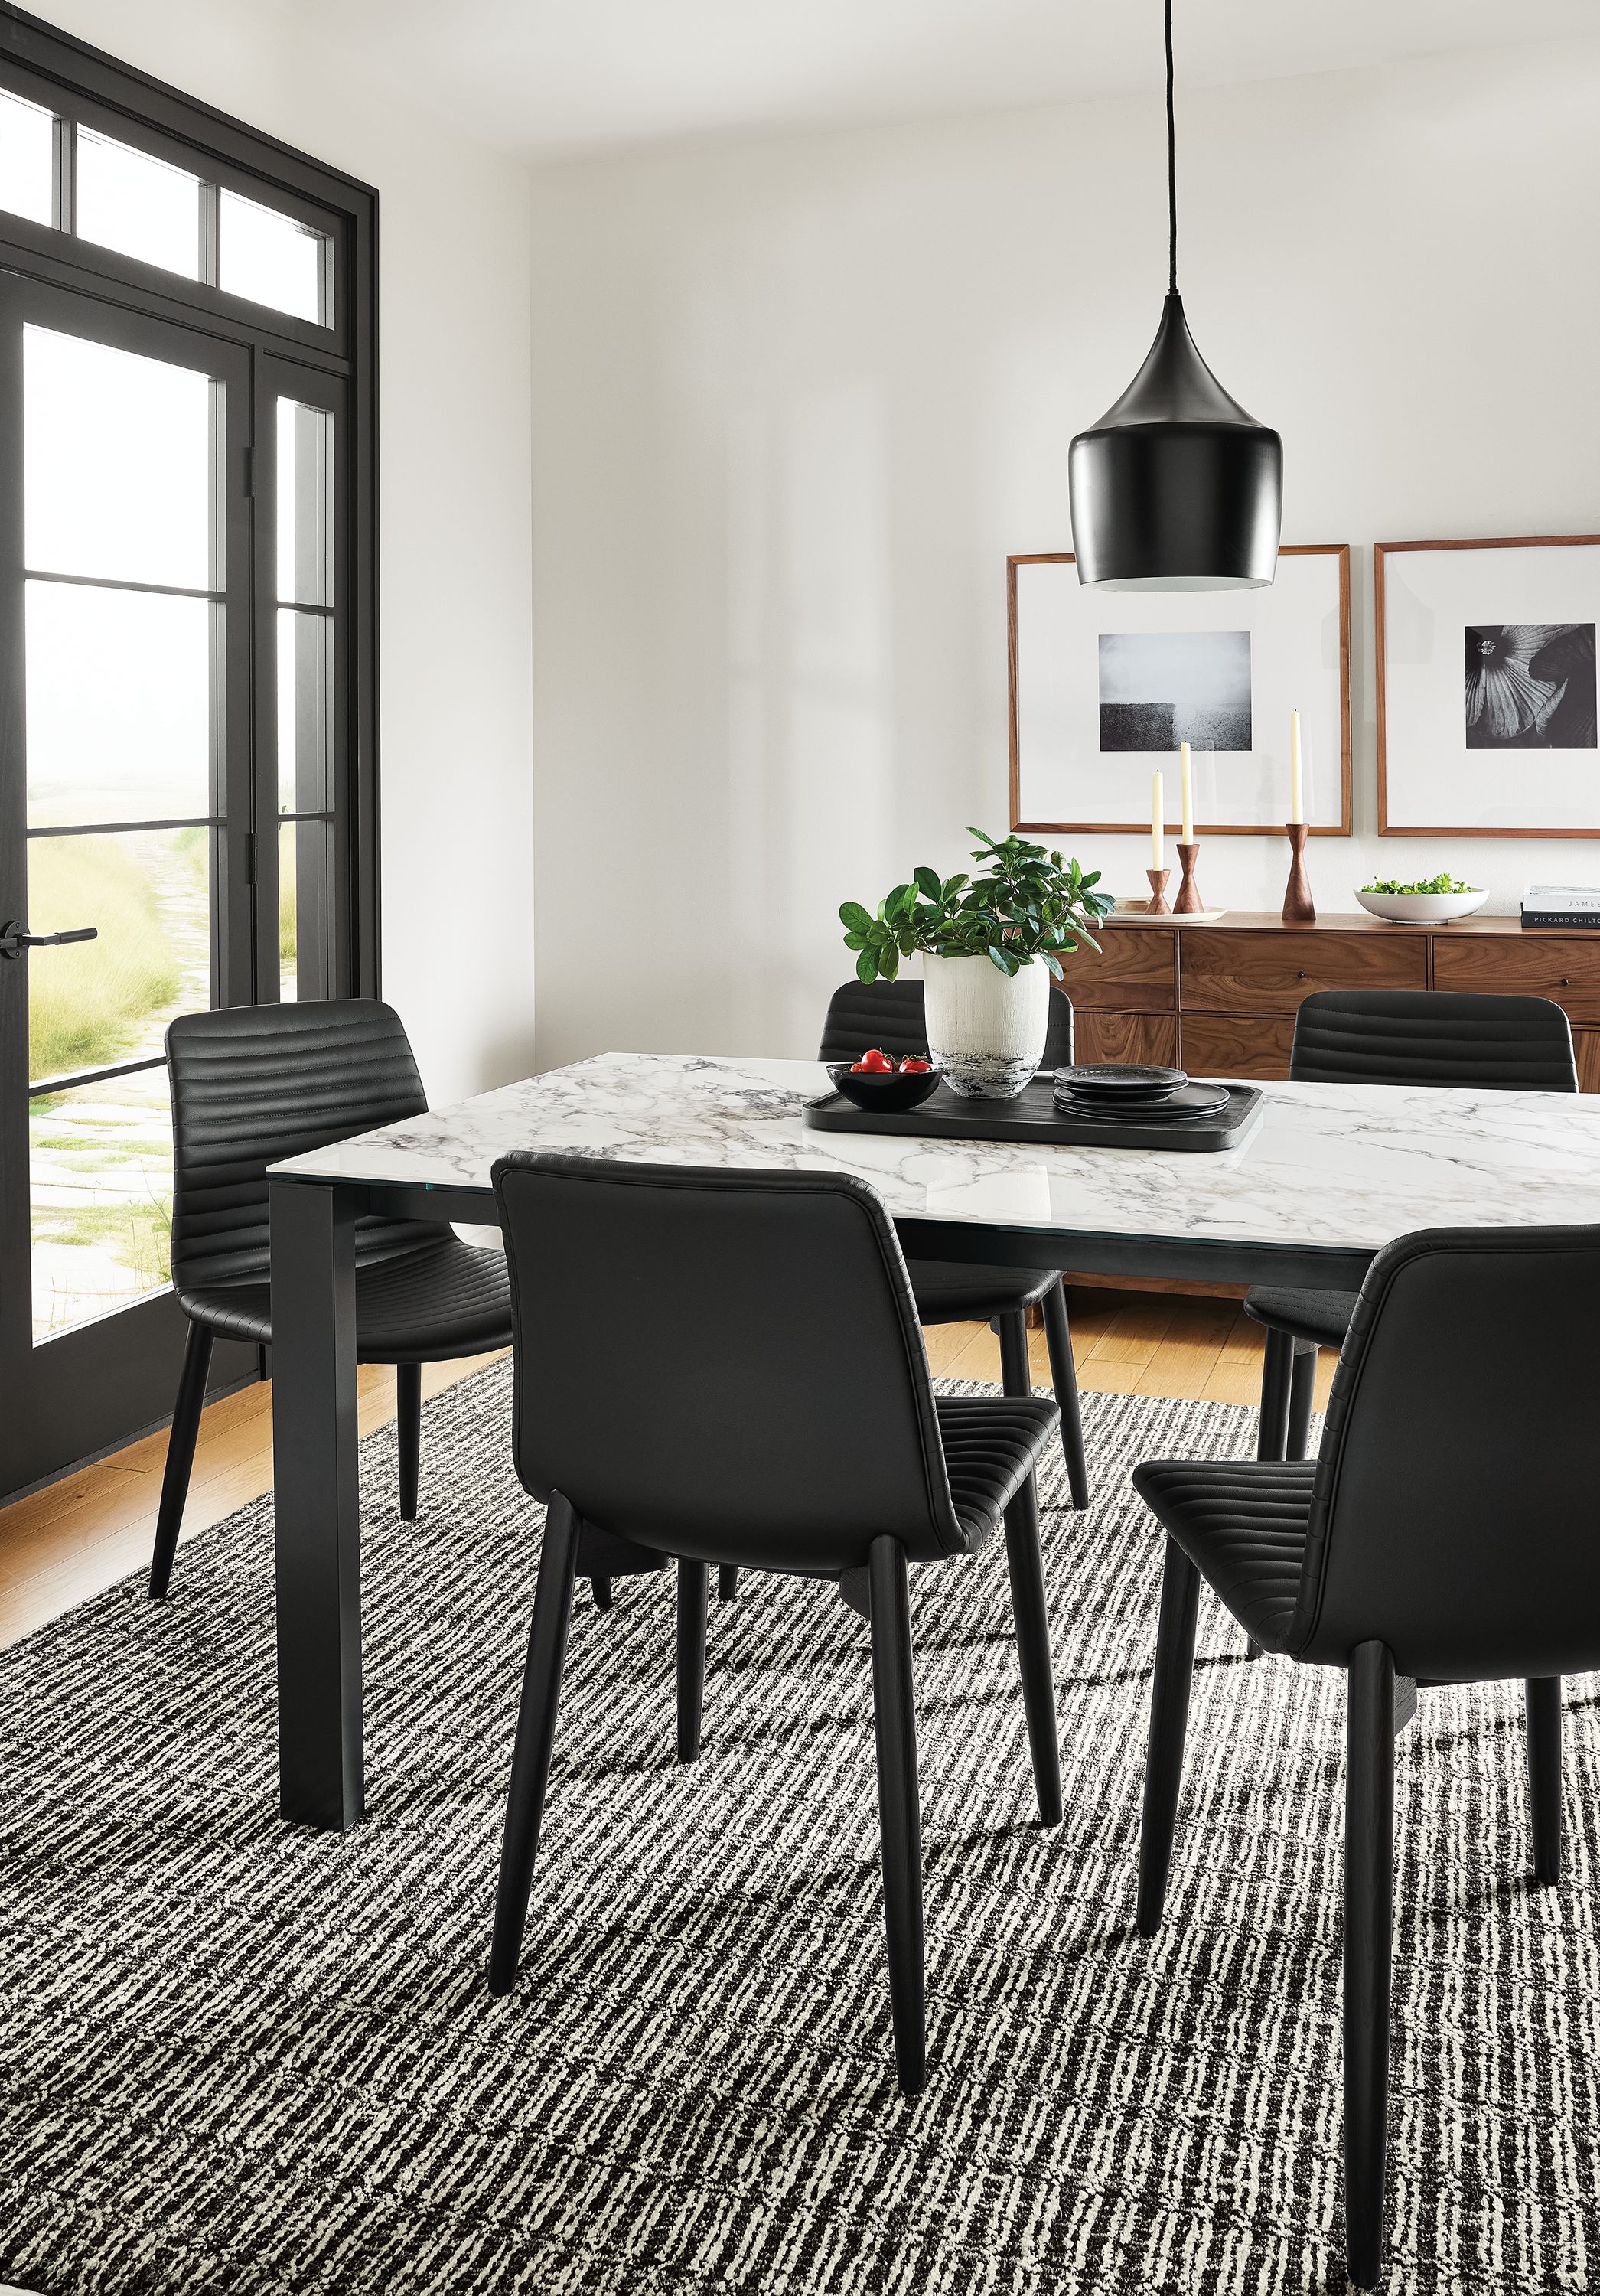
[491, 1153, 966, 1573]
[819, 977, 1074, 1068]
[1291, 1221, 1600, 1680]
[1289, 989, 1577, 1092]
[166, 1001, 443, 1292]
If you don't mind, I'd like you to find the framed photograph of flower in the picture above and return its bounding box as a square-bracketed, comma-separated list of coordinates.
[1377, 535, 1600, 836]
[1009, 544, 1351, 837]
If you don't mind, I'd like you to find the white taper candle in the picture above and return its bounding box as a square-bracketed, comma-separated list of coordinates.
[1290, 709, 1303, 825]
[1152, 770, 1164, 869]
[1180, 741, 1193, 841]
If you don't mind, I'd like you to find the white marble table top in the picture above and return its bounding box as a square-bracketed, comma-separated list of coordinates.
[269, 1052, 1600, 1264]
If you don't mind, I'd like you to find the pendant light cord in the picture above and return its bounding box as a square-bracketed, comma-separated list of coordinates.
[1165, 0, 1178, 292]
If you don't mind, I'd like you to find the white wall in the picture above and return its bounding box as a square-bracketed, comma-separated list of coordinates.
[41, 0, 536, 1104]
[528, 36, 1600, 1069]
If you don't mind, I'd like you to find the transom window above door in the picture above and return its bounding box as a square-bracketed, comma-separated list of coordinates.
[0, 80, 334, 328]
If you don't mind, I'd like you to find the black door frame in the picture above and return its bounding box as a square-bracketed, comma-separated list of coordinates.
[0, 4, 378, 1500]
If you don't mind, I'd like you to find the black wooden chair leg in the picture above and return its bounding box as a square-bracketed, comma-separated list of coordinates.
[590, 1575, 613, 1610]
[1344, 1639, 1396, 2291]
[1002, 1473, 1061, 1825]
[868, 1533, 925, 2096]
[396, 1361, 422, 1521]
[149, 1321, 213, 1600]
[1039, 1278, 1090, 1509]
[1136, 1536, 1201, 1936]
[1286, 1341, 1317, 1463]
[1527, 1675, 1563, 1886]
[1256, 1326, 1294, 1463]
[676, 1559, 709, 1763]
[996, 1307, 1031, 1400]
[718, 1565, 739, 1603]
[489, 1490, 582, 1996]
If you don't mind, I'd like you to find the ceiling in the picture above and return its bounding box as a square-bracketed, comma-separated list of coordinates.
[308, 0, 1599, 158]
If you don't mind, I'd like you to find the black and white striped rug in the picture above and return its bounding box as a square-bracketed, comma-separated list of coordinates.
[1, 1368, 1596, 2295]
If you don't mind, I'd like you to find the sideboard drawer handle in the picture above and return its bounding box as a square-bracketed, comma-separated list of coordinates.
[1296, 969, 1306, 980]
[1562, 977, 1570, 987]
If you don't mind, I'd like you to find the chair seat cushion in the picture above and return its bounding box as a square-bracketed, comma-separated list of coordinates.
[180, 1235, 513, 1362]
[937, 1394, 1061, 1547]
[907, 1259, 1058, 1323]
[1243, 1284, 1359, 1350]
[1131, 1457, 1316, 1652]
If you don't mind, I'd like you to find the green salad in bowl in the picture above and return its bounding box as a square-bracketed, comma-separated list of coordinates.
[1355, 872, 1488, 921]
[1360, 873, 1481, 897]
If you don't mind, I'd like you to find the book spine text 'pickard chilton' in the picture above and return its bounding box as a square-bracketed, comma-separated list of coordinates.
[1520, 885, 1600, 929]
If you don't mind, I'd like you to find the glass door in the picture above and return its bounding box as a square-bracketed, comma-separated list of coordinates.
[259, 357, 348, 1006]
[0, 277, 256, 1492]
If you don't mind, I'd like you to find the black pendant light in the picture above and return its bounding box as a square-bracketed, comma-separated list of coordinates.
[1068, 0, 1281, 590]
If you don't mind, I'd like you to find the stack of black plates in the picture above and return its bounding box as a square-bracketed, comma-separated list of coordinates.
[1051, 1063, 1230, 1122]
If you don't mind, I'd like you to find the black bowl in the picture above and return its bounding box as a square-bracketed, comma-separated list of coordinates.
[826, 1061, 944, 1113]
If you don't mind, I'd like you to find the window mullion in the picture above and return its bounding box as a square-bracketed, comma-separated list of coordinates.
[49, 114, 73, 234]
[199, 178, 220, 289]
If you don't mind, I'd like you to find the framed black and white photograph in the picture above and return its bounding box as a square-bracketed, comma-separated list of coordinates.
[1378, 536, 1600, 836]
[1009, 543, 1351, 837]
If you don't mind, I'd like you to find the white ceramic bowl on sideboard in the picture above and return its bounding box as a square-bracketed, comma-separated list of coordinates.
[1354, 888, 1490, 924]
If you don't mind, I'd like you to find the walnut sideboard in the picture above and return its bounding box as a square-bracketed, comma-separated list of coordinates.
[1063, 911, 1600, 1093]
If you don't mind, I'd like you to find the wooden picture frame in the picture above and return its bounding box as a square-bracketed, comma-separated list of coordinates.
[1377, 535, 1600, 837]
[1008, 543, 1351, 837]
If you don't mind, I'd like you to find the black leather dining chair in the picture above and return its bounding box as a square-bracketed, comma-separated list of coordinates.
[486, 1151, 1063, 2095]
[149, 1000, 513, 1598]
[1131, 1219, 1600, 2288]
[820, 977, 1088, 1502]
[1246, 989, 1578, 1463]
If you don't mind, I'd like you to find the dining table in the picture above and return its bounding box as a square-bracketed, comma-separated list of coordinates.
[266, 1050, 1600, 1831]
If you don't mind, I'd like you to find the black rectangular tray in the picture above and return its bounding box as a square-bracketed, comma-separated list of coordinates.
[803, 1075, 1263, 1152]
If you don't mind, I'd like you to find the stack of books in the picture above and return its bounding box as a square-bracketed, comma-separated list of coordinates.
[1522, 885, 1600, 929]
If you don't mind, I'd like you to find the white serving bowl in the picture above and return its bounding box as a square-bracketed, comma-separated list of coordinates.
[1354, 888, 1489, 925]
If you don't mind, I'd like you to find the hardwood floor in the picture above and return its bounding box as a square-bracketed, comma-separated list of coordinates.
[0, 1293, 1334, 1649]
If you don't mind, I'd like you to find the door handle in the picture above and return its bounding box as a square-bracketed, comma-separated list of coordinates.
[0, 918, 98, 960]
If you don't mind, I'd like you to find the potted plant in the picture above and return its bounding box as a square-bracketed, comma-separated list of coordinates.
[840, 828, 1113, 1098]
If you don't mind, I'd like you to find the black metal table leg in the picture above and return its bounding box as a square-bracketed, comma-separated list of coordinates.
[271, 1177, 364, 1831]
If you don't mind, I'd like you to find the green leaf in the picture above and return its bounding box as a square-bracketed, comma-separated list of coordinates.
[1042, 951, 1063, 980]
[855, 947, 879, 983]
[839, 900, 874, 933]
[914, 866, 942, 903]
[842, 931, 866, 951]
[878, 941, 900, 980]
[986, 943, 1016, 976]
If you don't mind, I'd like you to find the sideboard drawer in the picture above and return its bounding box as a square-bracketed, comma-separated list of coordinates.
[1181, 929, 1426, 1015]
[1068, 925, 1177, 1011]
[1180, 1012, 1294, 1080]
[1074, 1010, 1181, 1068]
[1430, 933, 1600, 1022]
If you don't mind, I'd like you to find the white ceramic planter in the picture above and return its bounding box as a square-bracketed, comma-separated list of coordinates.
[922, 952, 1051, 1099]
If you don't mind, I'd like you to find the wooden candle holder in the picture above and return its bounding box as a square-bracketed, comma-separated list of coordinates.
[1281, 823, 1315, 924]
[1145, 868, 1172, 915]
[1174, 840, 1204, 915]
